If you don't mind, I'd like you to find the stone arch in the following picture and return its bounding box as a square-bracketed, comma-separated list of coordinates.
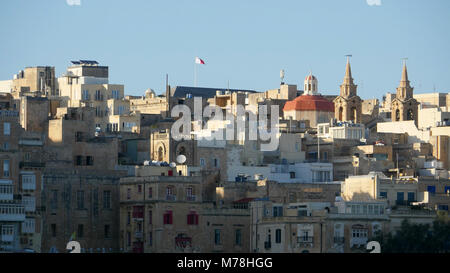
[156, 143, 167, 162]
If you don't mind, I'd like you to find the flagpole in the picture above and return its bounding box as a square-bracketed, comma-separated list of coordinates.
[194, 62, 197, 87]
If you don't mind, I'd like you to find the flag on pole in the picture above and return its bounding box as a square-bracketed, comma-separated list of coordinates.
[195, 57, 205, 65]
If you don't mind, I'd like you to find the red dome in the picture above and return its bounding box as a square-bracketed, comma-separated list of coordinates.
[283, 95, 334, 112]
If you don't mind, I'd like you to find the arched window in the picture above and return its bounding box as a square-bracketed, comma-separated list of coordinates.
[350, 107, 357, 122]
[166, 186, 175, 201]
[395, 109, 400, 121]
[339, 107, 343, 121]
[407, 109, 414, 121]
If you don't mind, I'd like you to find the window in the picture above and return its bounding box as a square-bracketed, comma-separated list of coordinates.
[213, 158, 219, 168]
[86, 156, 94, 166]
[95, 90, 102, 101]
[22, 218, 35, 234]
[3, 122, 10, 135]
[379, 192, 387, 199]
[22, 175, 36, 190]
[407, 192, 415, 202]
[186, 187, 195, 201]
[82, 90, 89, 100]
[235, 229, 242, 246]
[127, 212, 131, 225]
[427, 186, 436, 195]
[118, 106, 125, 115]
[163, 211, 173, 225]
[275, 229, 282, 244]
[138, 185, 142, 193]
[187, 211, 199, 225]
[50, 190, 58, 209]
[51, 224, 57, 237]
[76, 190, 85, 209]
[290, 172, 296, 179]
[127, 188, 131, 200]
[273, 206, 283, 217]
[397, 192, 404, 202]
[112, 90, 119, 100]
[148, 232, 153, 246]
[77, 224, 84, 238]
[75, 156, 83, 166]
[445, 186, 450, 194]
[104, 225, 111, 238]
[103, 191, 111, 209]
[23, 196, 36, 212]
[3, 160, 10, 177]
[132, 206, 144, 219]
[75, 132, 83, 142]
[3, 142, 9, 150]
[148, 187, 153, 198]
[214, 229, 221, 245]
[148, 210, 152, 224]
[166, 186, 175, 201]
[200, 158, 205, 167]
[127, 232, 131, 247]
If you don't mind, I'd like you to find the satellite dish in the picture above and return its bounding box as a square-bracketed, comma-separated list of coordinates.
[144, 161, 150, 166]
[176, 155, 187, 164]
[170, 162, 177, 168]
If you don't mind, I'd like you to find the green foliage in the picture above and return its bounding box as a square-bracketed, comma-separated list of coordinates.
[372, 219, 450, 253]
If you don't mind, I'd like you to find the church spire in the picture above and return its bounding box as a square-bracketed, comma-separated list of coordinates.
[339, 55, 357, 97]
[396, 58, 413, 100]
[399, 59, 409, 86]
[343, 55, 353, 85]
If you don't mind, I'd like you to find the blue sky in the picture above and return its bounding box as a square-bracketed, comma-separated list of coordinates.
[0, 0, 449, 99]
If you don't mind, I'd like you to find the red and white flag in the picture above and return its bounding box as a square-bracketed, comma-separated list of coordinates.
[195, 57, 205, 65]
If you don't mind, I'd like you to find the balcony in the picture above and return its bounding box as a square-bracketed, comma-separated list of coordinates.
[186, 195, 196, 202]
[0, 204, 25, 222]
[1, 234, 14, 242]
[134, 232, 143, 239]
[0, 184, 13, 201]
[297, 236, 314, 243]
[297, 236, 314, 247]
[19, 162, 45, 169]
[166, 195, 176, 201]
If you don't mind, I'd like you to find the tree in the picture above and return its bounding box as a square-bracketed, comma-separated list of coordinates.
[372, 219, 450, 253]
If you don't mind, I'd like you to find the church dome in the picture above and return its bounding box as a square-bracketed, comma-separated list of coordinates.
[283, 94, 334, 112]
